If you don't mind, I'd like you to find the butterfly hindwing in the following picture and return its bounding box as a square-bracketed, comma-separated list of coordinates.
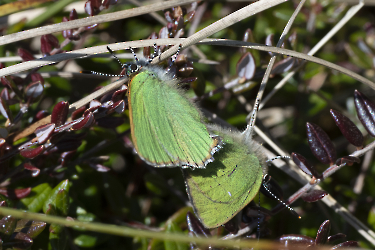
[183, 127, 265, 228]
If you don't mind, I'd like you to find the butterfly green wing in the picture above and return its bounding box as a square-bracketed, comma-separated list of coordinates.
[183, 129, 265, 228]
[128, 70, 221, 169]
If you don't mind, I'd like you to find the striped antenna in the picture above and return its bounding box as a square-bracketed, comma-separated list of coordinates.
[262, 174, 300, 218]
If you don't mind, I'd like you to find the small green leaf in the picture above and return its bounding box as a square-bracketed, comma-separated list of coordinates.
[43, 180, 70, 215]
[49, 223, 68, 250]
[17, 183, 52, 212]
[73, 233, 108, 248]
[368, 207, 375, 230]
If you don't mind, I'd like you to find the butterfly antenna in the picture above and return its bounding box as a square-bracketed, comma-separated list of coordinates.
[148, 43, 158, 63]
[128, 47, 139, 62]
[171, 44, 182, 63]
[107, 46, 126, 68]
[243, 97, 260, 141]
[80, 70, 122, 77]
[262, 175, 301, 218]
[266, 155, 290, 165]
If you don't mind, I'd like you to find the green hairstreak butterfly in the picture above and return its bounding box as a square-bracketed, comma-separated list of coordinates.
[183, 125, 267, 228]
[122, 46, 222, 169]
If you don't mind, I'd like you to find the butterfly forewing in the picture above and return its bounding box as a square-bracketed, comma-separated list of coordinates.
[129, 70, 221, 168]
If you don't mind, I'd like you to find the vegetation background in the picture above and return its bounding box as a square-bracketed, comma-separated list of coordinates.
[0, 0, 375, 249]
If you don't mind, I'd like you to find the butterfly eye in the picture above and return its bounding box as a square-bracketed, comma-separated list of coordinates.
[130, 64, 138, 72]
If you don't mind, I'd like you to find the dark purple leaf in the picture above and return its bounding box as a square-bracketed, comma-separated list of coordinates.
[327, 233, 346, 243]
[178, 64, 194, 77]
[335, 156, 360, 166]
[100, 91, 116, 104]
[175, 54, 188, 66]
[181, 77, 197, 84]
[34, 110, 49, 121]
[90, 0, 101, 9]
[237, 52, 256, 80]
[111, 87, 127, 103]
[69, 9, 78, 20]
[89, 99, 101, 109]
[277, 234, 315, 246]
[30, 73, 44, 85]
[85, 105, 101, 115]
[54, 118, 83, 132]
[331, 241, 359, 249]
[159, 26, 169, 39]
[0, 188, 31, 199]
[62, 17, 73, 39]
[51, 101, 69, 127]
[72, 112, 94, 130]
[23, 163, 40, 177]
[59, 150, 76, 166]
[166, 65, 177, 79]
[330, 109, 363, 147]
[1, 88, 10, 101]
[291, 152, 322, 179]
[165, 11, 173, 23]
[184, 10, 195, 23]
[71, 106, 86, 121]
[20, 145, 44, 159]
[271, 57, 296, 76]
[17, 48, 34, 61]
[24, 81, 43, 100]
[40, 35, 55, 55]
[0, 96, 13, 122]
[5, 232, 33, 249]
[301, 190, 328, 202]
[45, 34, 59, 48]
[240, 28, 253, 54]
[354, 90, 375, 137]
[186, 211, 211, 237]
[242, 29, 251, 43]
[41, 36, 52, 55]
[306, 122, 337, 165]
[266, 34, 274, 56]
[315, 220, 330, 245]
[15, 220, 46, 239]
[109, 100, 125, 114]
[0, 216, 17, 238]
[1, 76, 24, 101]
[84, 1, 94, 16]
[265, 34, 274, 47]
